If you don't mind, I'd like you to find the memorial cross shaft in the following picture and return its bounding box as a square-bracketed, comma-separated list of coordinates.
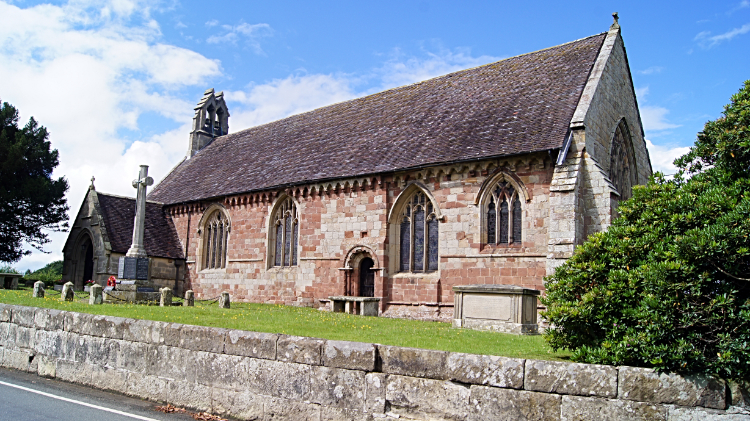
[126, 165, 154, 258]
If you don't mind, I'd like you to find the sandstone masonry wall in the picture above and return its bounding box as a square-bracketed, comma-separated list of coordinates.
[168, 154, 555, 321]
[1, 304, 747, 421]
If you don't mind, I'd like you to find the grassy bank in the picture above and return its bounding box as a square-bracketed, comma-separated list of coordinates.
[0, 288, 570, 361]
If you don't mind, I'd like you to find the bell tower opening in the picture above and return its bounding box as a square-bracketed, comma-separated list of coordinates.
[188, 88, 230, 157]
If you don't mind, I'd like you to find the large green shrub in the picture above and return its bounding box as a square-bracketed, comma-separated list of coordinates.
[24, 260, 63, 287]
[542, 80, 750, 380]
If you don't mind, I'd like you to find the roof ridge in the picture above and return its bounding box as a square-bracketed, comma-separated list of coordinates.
[216, 32, 608, 142]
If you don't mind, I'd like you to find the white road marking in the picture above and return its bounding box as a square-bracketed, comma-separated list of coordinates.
[0, 379, 163, 421]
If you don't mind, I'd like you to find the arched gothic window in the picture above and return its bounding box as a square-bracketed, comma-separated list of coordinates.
[609, 120, 636, 201]
[486, 180, 522, 245]
[272, 197, 298, 267]
[203, 210, 229, 269]
[399, 191, 439, 272]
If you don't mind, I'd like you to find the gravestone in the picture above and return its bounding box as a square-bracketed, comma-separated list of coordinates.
[33, 281, 45, 298]
[219, 292, 230, 309]
[160, 287, 172, 307]
[61, 282, 75, 302]
[89, 284, 103, 305]
[184, 290, 194, 307]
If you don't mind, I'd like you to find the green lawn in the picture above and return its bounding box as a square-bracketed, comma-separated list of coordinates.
[0, 288, 570, 361]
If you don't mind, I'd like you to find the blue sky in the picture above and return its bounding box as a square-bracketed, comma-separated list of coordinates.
[2, 0, 749, 272]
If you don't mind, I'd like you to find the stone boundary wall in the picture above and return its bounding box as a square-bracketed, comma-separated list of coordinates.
[0, 304, 747, 421]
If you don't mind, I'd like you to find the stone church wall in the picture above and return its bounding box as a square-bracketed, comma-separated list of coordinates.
[1, 304, 744, 420]
[168, 153, 555, 320]
[162, 31, 653, 321]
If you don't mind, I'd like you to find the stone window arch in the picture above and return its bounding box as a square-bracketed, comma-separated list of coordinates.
[609, 119, 638, 201]
[269, 195, 298, 267]
[200, 206, 230, 270]
[392, 186, 440, 273]
[477, 172, 528, 246]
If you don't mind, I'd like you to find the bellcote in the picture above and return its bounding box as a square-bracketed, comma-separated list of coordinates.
[188, 88, 230, 158]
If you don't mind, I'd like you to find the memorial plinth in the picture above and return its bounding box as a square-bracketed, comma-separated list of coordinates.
[104, 256, 159, 303]
[452, 284, 540, 335]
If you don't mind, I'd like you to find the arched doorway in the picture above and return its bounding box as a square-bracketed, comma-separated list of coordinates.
[359, 258, 375, 297]
[77, 235, 94, 289]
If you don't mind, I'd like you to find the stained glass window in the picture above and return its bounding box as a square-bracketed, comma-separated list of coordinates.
[291, 220, 298, 266]
[487, 197, 496, 244]
[398, 191, 439, 273]
[413, 206, 425, 271]
[486, 177, 523, 246]
[427, 216, 439, 271]
[274, 222, 282, 266]
[512, 199, 522, 244]
[272, 197, 298, 267]
[203, 210, 229, 269]
[499, 198, 509, 244]
[400, 214, 410, 272]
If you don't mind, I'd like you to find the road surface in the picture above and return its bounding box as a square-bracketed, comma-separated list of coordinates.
[0, 367, 212, 421]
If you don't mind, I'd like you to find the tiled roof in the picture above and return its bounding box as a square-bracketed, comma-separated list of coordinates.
[97, 193, 184, 260]
[149, 33, 606, 205]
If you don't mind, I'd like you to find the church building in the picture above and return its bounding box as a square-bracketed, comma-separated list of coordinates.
[64, 18, 651, 320]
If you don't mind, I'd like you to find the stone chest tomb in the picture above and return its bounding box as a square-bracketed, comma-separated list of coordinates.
[452, 284, 540, 334]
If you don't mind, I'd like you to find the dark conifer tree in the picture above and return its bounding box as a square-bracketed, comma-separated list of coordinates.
[0, 101, 68, 262]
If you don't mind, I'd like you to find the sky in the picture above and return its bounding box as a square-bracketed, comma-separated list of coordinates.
[1, 0, 749, 272]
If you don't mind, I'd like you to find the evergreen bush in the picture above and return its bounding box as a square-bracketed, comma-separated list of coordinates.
[542, 80, 750, 380]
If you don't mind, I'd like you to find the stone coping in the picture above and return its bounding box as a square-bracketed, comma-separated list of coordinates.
[328, 296, 381, 302]
[0, 303, 744, 420]
[453, 284, 541, 295]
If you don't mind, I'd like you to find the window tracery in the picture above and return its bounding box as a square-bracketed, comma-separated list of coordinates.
[609, 121, 635, 201]
[398, 191, 439, 272]
[272, 197, 298, 267]
[203, 210, 229, 269]
[486, 180, 522, 245]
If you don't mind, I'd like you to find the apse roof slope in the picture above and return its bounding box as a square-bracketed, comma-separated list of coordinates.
[149, 33, 607, 205]
[97, 193, 184, 260]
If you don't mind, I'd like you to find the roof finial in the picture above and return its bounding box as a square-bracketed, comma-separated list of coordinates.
[610, 12, 620, 30]
[90, 176, 95, 190]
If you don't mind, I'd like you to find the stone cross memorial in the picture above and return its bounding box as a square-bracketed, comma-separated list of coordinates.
[107, 165, 161, 303]
[118, 165, 154, 281]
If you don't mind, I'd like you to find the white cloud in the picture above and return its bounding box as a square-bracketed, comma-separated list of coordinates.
[635, 86, 649, 99]
[225, 47, 500, 130]
[374, 47, 499, 90]
[695, 23, 750, 48]
[206, 22, 272, 54]
[638, 66, 663, 75]
[0, 0, 220, 270]
[645, 139, 691, 175]
[640, 105, 681, 132]
[729, 0, 750, 14]
[226, 74, 358, 129]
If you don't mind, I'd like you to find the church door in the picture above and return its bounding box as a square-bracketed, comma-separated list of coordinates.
[359, 258, 375, 297]
[80, 236, 94, 288]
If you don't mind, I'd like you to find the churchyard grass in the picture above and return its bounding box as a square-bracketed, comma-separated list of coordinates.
[0, 288, 570, 361]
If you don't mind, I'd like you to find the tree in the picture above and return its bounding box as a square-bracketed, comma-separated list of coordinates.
[542, 80, 750, 380]
[0, 100, 68, 263]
